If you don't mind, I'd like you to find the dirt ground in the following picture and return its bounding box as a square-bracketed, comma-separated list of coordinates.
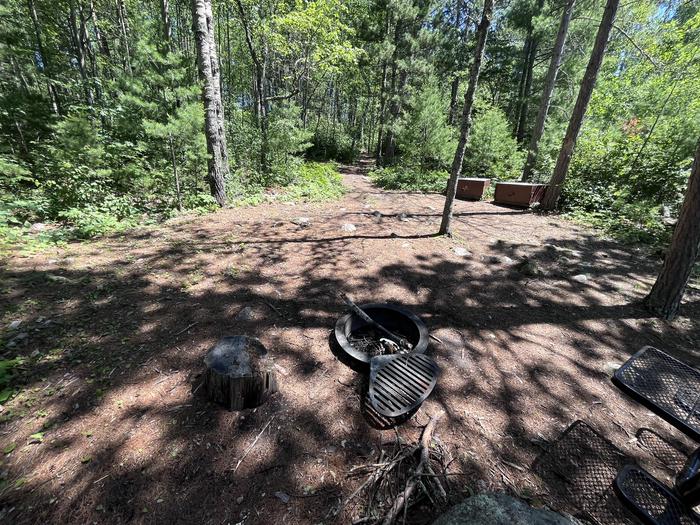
[1, 159, 699, 525]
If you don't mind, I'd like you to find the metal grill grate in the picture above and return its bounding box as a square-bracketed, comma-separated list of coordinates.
[615, 465, 700, 525]
[368, 353, 438, 418]
[613, 346, 700, 441]
[533, 420, 637, 524]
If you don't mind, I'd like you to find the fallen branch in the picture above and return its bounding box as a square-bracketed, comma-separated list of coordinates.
[382, 411, 443, 525]
[232, 416, 275, 473]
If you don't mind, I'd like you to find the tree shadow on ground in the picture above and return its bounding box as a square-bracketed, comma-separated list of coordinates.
[0, 192, 698, 524]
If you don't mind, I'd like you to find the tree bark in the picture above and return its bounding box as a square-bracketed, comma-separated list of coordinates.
[645, 139, 700, 320]
[515, 37, 537, 144]
[27, 0, 61, 114]
[522, 0, 576, 181]
[448, 76, 460, 125]
[68, 0, 94, 107]
[439, 0, 493, 237]
[160, 0, 173, 50]
[540, 0, 620, 210]
[235, 0, 270, 173]
[193, 0, 229, 205]
[116, 0, 133, 75]
[513, 34, 533, 139]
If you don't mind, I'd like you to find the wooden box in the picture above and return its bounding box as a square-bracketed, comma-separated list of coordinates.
[456, 178, 491, 200]
[494, 182, 547, 207]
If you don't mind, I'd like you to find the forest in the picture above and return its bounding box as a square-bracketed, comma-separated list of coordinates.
[0, 0, 698, 246]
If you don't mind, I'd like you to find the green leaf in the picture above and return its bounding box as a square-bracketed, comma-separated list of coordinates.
[3, 443, 16, 454]
[28, 432, 44, 443]
[0, 388, 13, 403]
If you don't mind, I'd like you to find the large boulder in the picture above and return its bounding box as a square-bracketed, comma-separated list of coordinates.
[433, 493, 579, 525]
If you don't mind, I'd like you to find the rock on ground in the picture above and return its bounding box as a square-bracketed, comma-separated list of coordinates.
[341, 223, 357, 232]
[432, 493, 580, 525]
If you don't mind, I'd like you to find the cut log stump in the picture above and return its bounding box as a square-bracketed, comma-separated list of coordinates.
[203, 336, 277, 410]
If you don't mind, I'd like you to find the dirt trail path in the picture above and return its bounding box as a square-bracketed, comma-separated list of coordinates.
[1, 159, 698, 524]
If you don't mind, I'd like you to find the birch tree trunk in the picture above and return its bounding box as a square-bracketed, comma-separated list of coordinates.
[540, 0, 620, 210]
[160, 0, 173, 50]
[645, 138, 700, 320]
[192, 0, 229, 206]
[116, 0, 133, 75]
[439, 0, 494, 237]
[522, 0, 576, 181]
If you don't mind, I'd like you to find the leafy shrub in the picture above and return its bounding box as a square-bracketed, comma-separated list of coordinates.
[182, 193, 220, 213]
[462, 102, 524, 180]
[397, 80, 456, 171]
[307, 125, 359, 164]
[283, 162, 345, 201]
[370, 166, 448, 193]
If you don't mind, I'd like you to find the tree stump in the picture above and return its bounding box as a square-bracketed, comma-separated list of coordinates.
[203, 336, 277, 410]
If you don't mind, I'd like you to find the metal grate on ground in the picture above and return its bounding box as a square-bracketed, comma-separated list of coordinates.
[637, 428, 693, 473]
[615, 465, 700, 525]
[613, 346, 700, 442]
[533, 420, 637, 525]
[368, 353, 438, 418]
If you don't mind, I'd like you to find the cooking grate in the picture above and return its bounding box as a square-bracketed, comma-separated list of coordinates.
[368, 353, 438, 418]
[613, 346, 700, 441]
[614, 465, 700, 525]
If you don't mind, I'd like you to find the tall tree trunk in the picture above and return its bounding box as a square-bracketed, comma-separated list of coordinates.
[160, 0, 173, 50]
[69, 0, 94, 107]
[513, 34, 533, 138]
[27, 0, 61, 114]
[447, 0, 464, 125]
[116, 0, 133, 75]
[645, 138, 700, 319]
[541, 0, 620, 210]
[192, 0, 229, 205]
[448, 76, 460, 125]
[515, 38, 537, 143]
[522, 0, 575, 181]
[89, 0, 110, 56]
[439, 0, 494, 236]
[375, 59, 388, 162]
[235, 0, 269, 173]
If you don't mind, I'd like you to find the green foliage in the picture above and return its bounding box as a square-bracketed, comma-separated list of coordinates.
[307, 124, 359, 163]
[0, 357, 23, 403]
[462, 101, 524, 180]
[233, 161, 345, 205]
[283, 162, 345, 201]
[369, 166, 448, 193]
[398, 80, 456, 171]
[267, 103, 314, 184]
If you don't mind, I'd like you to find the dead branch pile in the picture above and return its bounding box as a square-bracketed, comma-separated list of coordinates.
[340, 412, 452, 524]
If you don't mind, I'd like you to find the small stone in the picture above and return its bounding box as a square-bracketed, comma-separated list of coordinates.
[341, 223, 357, 232]
[236, 496, 244, 504]
[603, 361, 622, 375]
[274, 491, 290, 504]
[29, 223, 46, 233]
[398, 213, 409, 222]
[30, 350, 41, 358]
[235, 306, 255, 321]
[293, 217, 310, 227]
[572, 274, 589, 283]
[8, 320, 22, 330]
[453, 247, 472, 257]
[516, 259, 543, 277]
[372, 210, 381, 218]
